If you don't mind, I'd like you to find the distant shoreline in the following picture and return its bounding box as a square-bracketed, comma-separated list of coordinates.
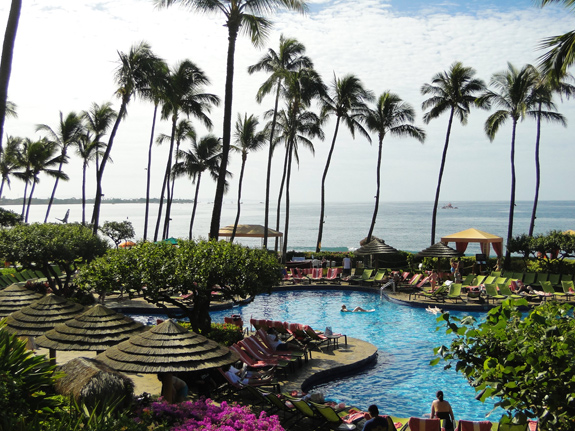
[0, 198, 194, 205]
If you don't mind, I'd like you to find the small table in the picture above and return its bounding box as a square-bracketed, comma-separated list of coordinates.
[326, 334, 347, 350]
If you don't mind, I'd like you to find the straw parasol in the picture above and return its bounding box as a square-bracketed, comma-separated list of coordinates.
[0, 283, 44, 318]
[416, 242, 463, 258]
[355, 238, 400, 256]
[96, 319, 239, 402]
[36, 304, 147, 354]
[55, 357, 134, 411]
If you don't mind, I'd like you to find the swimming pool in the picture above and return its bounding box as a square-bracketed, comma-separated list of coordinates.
[210, 289, 500, 422]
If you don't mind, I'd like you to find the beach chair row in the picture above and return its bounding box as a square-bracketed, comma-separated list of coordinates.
[398, 416, 534, 431]
[249, 318, 346, 354]
[283, 267, 342, 284]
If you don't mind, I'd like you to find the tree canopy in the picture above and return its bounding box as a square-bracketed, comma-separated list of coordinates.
[433, 299, 575, 430]
[0, 223, 109, 293]
[77, 239, 282, 333]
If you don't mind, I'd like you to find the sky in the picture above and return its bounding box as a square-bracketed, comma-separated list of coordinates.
[1, 0, 574, 205]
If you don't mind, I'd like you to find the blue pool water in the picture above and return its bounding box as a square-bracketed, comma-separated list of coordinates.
[210, 289, 500, 422]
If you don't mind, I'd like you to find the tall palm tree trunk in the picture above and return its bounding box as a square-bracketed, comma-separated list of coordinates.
[316, 117, 341, 252]
[189, 175, 202, 240]
[81, 159, 87, 225]
[367, 136, 384, 242]
[0, 0, 22, 153]
[25, 181, 37, 223]
[529, 107, 542, 237]
[231, 156, 247, 242]
[0, 178, 6, 199]
[210, 25, 239, 240]
[21, 180, 28, 217]
[144, 104, 159, 241]
[430, 108, 455, 245]
[92, 102, 127, 234]
[154, 119, 177, 241]
[263, 83, 282, 248]
[505, 120, 518, 269]
[275, 146, 289, 252]
[44, 157, 65, 223]
[282, 144, 294, 262]
[163, 138, 181, 239]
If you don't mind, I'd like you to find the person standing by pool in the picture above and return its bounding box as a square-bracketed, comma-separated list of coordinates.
[343, 257, 352, 276]
[362, 404, 388, 430]
[430, 270, 438, 291]
[431, 390, 455, 431]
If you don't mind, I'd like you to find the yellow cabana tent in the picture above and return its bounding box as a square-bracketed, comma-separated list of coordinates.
[440, 228, 503, 258]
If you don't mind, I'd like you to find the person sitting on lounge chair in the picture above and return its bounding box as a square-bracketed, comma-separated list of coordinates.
[266, 327, 290, 351]
[511, 280, 533, 294]
[362, 404, 389, 430]
[224, 364, 274, 386]
[341, 304, 373, 312]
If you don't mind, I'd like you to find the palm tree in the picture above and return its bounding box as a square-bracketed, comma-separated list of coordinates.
[480, 63, 538, 268]
[141, 60, 169, 241]
[230, 113, 266, 242]
[172, 135, 225, 240]
[364, 92, 426, 242]
[13, 138, 63, 222]
[81, 102, 117, 225]
[316, 74, 373, 252]
[0, 135, 21, 199]
[154, 0, 307, 241]
[247, 35, 312, 248]
[536, 1, 575, 77]
[36, 111, 84, 222]
[421, 61, 486, 246]
[91, 41, 164, 234]
[153, 59, 219, 241]
[154, 119, 196, 240]
[0, 0, 22, 153]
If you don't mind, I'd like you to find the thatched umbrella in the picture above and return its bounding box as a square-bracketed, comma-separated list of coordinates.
[416, 242, 463, 258]
[36, 304, 147, 355]
[0, 283, 44, 318]
[96, 319, 239, 402]
[55, 357, 134, 411]
[3, 294, 84, 360]
[355, 238, 400, 256]
[416, 242, 463, 273]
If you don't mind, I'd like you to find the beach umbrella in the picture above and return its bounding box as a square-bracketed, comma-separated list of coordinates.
[119, 240, 136, 248]
[354, 238, 400, 256]
[416, 242, 463, 258]
[36, 304, 147, 354]
[0, 283, 44, 318]
[96, 319, 239, 402]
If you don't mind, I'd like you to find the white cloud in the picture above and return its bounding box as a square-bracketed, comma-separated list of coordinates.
[0, 0, 573, 215]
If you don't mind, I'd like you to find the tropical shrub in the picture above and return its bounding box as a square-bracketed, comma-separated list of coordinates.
[0, 323, 62, 430]
[177, 321, 243, 344]
[433, 299, 575, 430]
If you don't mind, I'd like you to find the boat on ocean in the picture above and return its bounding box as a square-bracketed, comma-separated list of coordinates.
[441, 202, 458, 209]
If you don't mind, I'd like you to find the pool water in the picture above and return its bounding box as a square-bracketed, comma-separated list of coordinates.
[210, 289, 500, 422]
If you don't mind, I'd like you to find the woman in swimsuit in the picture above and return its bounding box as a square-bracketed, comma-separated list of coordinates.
[431, 390, 455, 431]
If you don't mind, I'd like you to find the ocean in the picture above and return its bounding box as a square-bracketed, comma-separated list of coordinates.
[4, 200, 575, 254]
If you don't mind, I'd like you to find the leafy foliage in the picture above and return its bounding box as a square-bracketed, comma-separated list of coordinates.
[0, 207, 21, 226]
[77, 239, 282, 333]
[508, 230, 575, 272]
[100, 220, 136, 248]
[0, 323, 61, 430]
[0, 223, 109, 294]
[433, 299, 575, 430]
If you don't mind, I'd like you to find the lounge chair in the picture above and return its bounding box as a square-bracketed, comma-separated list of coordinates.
[302, 324, 329, 352]
[456, 420, 492, 431]
[541, 280, 567, 300]
[485, 284, 506, 304]
[490, 271, 501, 278]
[290, 268, 307, 284]
[498, 284, 524, 300]
[415, 276, 431, 289]
[461, 274, 475, 286]
[522, 273, 536, 285]
[229, 344, 279, 370]
[240, 337, 294, 365]
[561, 274, 573, 283]
[494, 277, 509, 286]
[258, 388, 298, 423]
[483, 276, 496, 285]
[254, 329, 308, 362]
[357, 269, 374, 285]
[283, 394, 325, 427]
[496, 421, 528, 431]
[217, 367, 280, 393]
[535, 273, 549, 285]
[281, 268, 293, 284]
[308, 268, 325, 284]
[402, 417, 441, 431]
[420, 284, 449, 301]
[511, 272, 524, 281]
[325, 267, 341, 284]
[309, 402, 356, 430]
[350, 268, 365, 281]
[363, 268, 386, 286]
[548, 273, 561, 287]
[445, 283, 465, 303]
[475, 275, 487, 285]
[561, 280, 574, 299]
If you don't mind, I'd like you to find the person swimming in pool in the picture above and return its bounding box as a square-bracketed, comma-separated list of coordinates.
[341, 304, 374, 312]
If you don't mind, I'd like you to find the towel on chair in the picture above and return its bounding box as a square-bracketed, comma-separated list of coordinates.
[408, 417, 441, 431]
[457, 420, 492, 431]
